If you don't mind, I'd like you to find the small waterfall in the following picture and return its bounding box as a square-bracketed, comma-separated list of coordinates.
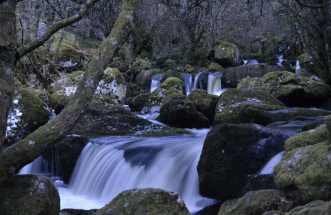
[19, 146, 61, 178]
[246, 59, 259, 65]
[296, 60, 301, 74]
[67, 135, 216, 213]
[207, 72, 226, 96]
[181, 73, 201, 95]
[277, 54, 285, 66]
[150, 74, 163, 92]
[259, 151, 285, 175]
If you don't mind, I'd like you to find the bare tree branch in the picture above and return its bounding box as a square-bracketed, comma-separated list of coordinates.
[17, 0, 100, 58]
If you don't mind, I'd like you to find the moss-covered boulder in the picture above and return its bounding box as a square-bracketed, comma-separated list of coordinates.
[135, 69, 160, 91]
[296, 53, 314, 74]
[49, 90, 72, 114]
[222, 65, 281, 88]
[144, 77, 186, 112]
[197, 123, 292, 200]
[286, 200, 331, 214]
[0, 175, 60, 215]
[95, 67, 127, 103]
[6, 88, 51, 146]
[188, 89, 218, 123]
[50, 32, 84, 69]
[184, 64, 197, 73]
[218, 190, 284, 215]
[56, 135, 89, 184]
[214, 40, 240, 67]
[130, 58, 152, 72]
[129, 92, 151, 112]
[242, 174, 277, 194]
[208, 62, 225, 72]
[214, 88, 329, 126]
[274, 140, 331, 203]
[284, 124, 328, 152]
[160, 92, 210, 128]
[238, 71, 331, 107]
[126, 83, 144, 98]
[93, 188, 190, 215]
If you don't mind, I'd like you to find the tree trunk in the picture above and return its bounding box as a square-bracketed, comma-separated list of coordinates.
[0, 0, 139, 184]
[0, 1, 18, 153]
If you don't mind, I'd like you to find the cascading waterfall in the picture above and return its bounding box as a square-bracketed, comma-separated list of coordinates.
[207, 72, 226, 96]
[296, 60, 301, 74]
[259, 151, 285, 175]
[64, 132, 215, 213]
[181, 73, 201, 95]
[150, 74, 163, 92]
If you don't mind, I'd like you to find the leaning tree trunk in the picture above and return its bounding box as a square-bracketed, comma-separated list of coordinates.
[0, 1, 17, 153]
[0, 0, 139, 184]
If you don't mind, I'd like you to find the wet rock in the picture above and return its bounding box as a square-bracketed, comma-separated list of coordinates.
[0, 175, 60, 215]
[242, 174, 277, 194]
[160, 92, 209, 128]
[208, 63, 224, 72]
[129, 93, 151, 112]
[93, 188, 190, 215]
[286, 200, 331, 214]
[188, 89, 218, 123]
[218, 190, 284, 215]
[237, 71, 331, 107]
[135, 69, 160, 91]
[195, 203, 222, 215]
[222, 64, 281, 88]
[198, 123, 292, 200]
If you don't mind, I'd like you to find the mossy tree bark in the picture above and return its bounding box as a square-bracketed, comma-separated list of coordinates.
[0, 0, 139, 183]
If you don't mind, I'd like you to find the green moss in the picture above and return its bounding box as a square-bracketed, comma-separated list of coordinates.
[138, 127, 192, 137]
[208, 62, 224, 72]
[66, 71, 84, 86]
[284, 125, 328, 151]
[184, 64, 197, 74]
[103, 67, 125, 85]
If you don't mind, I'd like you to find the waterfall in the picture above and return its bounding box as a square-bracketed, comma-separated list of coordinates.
[296, 60, 301, 74]
[181, 73, 202, 95]
[19, 146, 61, 178]
[150, 74, 163, 92]
[259, 151, 285, 175]
[65, 134, 216, 213]
[277, 54, 285, 66]
[246, 59, 259, 65]
[207, 72, 226, 96]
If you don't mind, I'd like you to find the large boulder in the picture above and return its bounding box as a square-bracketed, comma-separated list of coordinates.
[160, 92, 210, 128]
[213, 40, 240, 67]
[214, 88, 329, 126]
[135, 69, 160, 91]
[5, 88, 51, 146]
[188, 89, 218, 123]
[143, 77, 186, 112]
[242, 174, 277, 194]
[274, 140, 331, 203]
[222, 64, 281, 88]
[93, 188, 190, 215]
[197, 123, 292, 200]
[0, 175, 60, 215]
[237, 71, 331, 107]
[218, 190, 285, 215]
[95, 67, 127, 104]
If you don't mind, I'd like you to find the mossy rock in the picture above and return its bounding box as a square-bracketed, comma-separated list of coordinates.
[218, 190, 284, 215]
[208, 62, 224, 72]
[297, 53, 314, 74]
[50, 33, 84, 68]
[95, 67, 126, 103]
[188, 89, 218, 123]
[274, 141, 331, 202]
[286, 200, 331, 214]
[198, 123, 292, 200]
[49, 90, 72, 114]
[130, 58, 152, 72]
[159, 92, 210, 128]
[238, 71, 331, 107]
[93, 188, 190, 215]
[184, 64, 197, 74]
[66, 71, 84, 86]
[242, 174, 277, 194]
[284, 124, 328, 152]
[0, 175, 60, 215]
[129, 92, 151, 112]
[144, 77, 186, 111]
[214, 40, 240, 67]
